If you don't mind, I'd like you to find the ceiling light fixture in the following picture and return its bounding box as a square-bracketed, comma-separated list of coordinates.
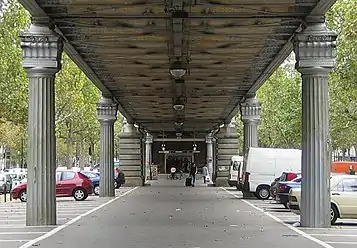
[169, 60, 187, 79]
[173, 98, 185, 111]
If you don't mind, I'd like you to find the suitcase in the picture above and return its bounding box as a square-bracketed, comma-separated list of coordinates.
[185, 177, 192, 186]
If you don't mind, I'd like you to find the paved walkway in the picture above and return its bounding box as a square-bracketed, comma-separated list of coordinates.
[0, 188, 134, 248]
[19, 177, 333, 248]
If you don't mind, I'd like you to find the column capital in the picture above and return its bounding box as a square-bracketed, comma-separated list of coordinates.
[145, 133, 153, 144]
[240, 94, 261, 124]
[20, 22, 63, 74]
[294, 20, 337, 75]
[96, 96, 118, 123]
[205, 133, 213, 143]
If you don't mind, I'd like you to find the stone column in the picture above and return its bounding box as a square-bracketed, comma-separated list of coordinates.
[145, 133, 153, 181]
[96, 96, 118, 197]
[294, 18, 337, 228]
[205, 133, 214, 182]
[215, 118, 239, 187]
[20, 18, 63, 226]
[119, 119, 144, 186]
[240, 93, 261, 156]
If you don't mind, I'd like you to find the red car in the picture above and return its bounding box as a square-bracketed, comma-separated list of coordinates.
[11, 171, 93, 202]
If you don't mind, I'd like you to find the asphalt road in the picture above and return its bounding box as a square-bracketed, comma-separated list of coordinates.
[27, 178, 328, 248]
[0, 187, 133, 248]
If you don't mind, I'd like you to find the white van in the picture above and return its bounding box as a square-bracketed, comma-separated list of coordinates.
[239, 147, 301, 200]
[228, 156, 243, 187]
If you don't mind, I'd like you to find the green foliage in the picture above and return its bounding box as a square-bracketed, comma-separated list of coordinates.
[0, 1, 120, 167]
[236, 0, 357, 151]
[0, 0, 29, 124]
[327, 0, 357, 150]
[257, 56, 302, 149]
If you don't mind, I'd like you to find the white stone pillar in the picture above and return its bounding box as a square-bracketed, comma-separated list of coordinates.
[145, 133, 153, 180]
[119, 119, 143, 186]
[96, 96, 118, 197]
[294, 18, 337, 228]
[205, 133, 214, 181]
[215, 118, 239, 187]
[20, 18, 63, 226]
[240, 93, 261, 156]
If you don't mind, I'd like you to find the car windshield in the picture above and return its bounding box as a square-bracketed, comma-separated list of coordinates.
[232, 161, 241, 171]
[82, 172, 97, 178]
[292, 177, 302, 182]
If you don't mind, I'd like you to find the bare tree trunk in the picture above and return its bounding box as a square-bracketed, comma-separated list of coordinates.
[65, 121, 73, 169]
[79, 137, 85, 170]
[342, 148, 346, 161]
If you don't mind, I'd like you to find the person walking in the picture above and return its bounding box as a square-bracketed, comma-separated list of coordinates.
[189, 163, 197, 187]
[202, 164, 208, 183]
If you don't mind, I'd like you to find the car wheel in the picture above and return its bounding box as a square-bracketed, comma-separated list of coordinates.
[331, 204, 339, 225]
[73, 188, 87, 201]
[256, 186, 270, 200]
[19, 190, 27, 202]
[94, 185, 99, 196]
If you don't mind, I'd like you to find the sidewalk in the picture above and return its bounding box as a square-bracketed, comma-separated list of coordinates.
[19, 177, 330, 248]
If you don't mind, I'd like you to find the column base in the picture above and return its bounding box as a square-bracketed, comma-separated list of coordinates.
[124, 177, 145, 187]
[215, 177, 230, 187]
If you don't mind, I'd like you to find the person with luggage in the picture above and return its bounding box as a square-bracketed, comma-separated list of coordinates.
[189, 163, 197, 187]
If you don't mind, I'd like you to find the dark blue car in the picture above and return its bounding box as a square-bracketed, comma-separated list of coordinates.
[81, 171, 100, 195]
[276, 176, 301, 208]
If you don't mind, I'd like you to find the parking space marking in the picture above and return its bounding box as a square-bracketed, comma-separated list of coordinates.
[0, 232, 47, 235]
[221, 187, 334, 248]
[311, 234, 357, 237]
[327, 242, 357, 245]
[18, 186, 138, 248]
[0, 240, 31, 242]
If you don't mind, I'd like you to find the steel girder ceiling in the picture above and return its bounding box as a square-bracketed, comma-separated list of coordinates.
[20, 0, 336, 135]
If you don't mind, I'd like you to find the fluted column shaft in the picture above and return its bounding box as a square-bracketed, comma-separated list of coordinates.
[97, 96, 118, 197]
[243, 122, 259, 152]
[240, 94, 261, 156]
[145, 133, 153, 181]
[21, 19, 63, 226]
[206, 134, 214, 181]
[294, 18, 337, 228]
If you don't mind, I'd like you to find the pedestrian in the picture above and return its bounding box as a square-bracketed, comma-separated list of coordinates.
[170, 166, 177, 179]
[189, 163, 197, 187]
[202, 164, 208, 183]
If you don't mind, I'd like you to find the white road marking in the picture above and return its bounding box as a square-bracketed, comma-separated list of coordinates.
[311, 234, 357, 237]
[220, 187, 335, 248]
[0, 232, 47, 235]
[0, 240, 31, 242]
[18, 187, 138, 248]
[327, 241, 357, 244]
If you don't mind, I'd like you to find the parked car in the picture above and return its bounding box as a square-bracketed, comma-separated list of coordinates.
[288, 174, 357, 224]
[228, 155, 243, 187]
[80, 171, 100, 195]
[11, 170, 93, 202]
[270, 171, 301, 200]
[275, 176, 301, 208]
[0, 173, 12, 194]
[238, 147, 301, 199]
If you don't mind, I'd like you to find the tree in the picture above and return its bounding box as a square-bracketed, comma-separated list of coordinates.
[0, 0, 29, 124]
[326, 0, 357, 151]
